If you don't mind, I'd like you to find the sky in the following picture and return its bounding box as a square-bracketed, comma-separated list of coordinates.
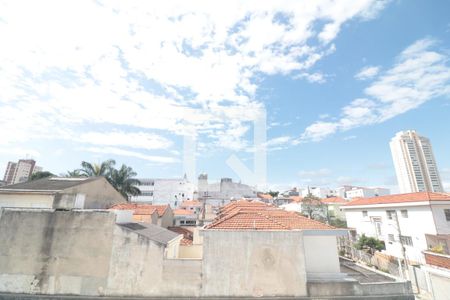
[1, 0, 450, 192]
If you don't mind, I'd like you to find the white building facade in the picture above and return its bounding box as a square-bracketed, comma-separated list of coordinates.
[343, 192, 450, 264]
[131, 177, 196, 208]
[345, 187, 390, 199]
[3, 159, 41, 185]
[390, 130, 444, 193]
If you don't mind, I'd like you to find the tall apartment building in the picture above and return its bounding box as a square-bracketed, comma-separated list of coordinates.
[2, 159, 41, 185]
[390, 130, 443, 193]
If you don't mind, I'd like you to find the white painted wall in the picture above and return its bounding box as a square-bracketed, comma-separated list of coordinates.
[303, 235, 340, 275]
[0, 193, 54, 209]
[132, 178, 196, 207]
[344, 203, 450, 263]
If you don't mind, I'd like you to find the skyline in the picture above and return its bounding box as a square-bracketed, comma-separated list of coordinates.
[1, 1, 450, 192]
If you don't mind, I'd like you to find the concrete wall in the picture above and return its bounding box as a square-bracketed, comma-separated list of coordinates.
[0, 209, 116, 295]
[303, 235, 340, 275]
[200, 230, 307, 297]
[63, 178, 125, 209]
[0, 193, 54, 209]
[179, 245, 203, 259]
[158, 209, 174, 228]
[431, 203, 450, 234]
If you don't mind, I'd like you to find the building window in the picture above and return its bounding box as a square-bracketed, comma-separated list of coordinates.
[445, 209, 450, 221]
[401, 210, 408, 218]
[388, 234, 395, 242]
[386, 210, 396, 220]
[400, 235, 413, 246]
[362, 211, 368, 217]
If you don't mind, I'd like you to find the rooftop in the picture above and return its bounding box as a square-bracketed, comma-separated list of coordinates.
[322, 197, 347, 204]
[207, 203, 334, 231]
[118, 222, 181, 245]
[173, 209, 195, 216]
[180, 200, 201, 207]
[168, 226, 193, 245]
[111, 203, 169, 217]
[0, 176, 98, 193]
[344, 192, 450, 207]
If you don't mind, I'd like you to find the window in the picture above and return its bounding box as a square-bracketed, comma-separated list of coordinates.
[386, 210, 396, 220]
[445, 209, 450, 221]
[388, 234, 395, 242]
[362, 211, 368, 217]
[400, 235, 413, 246]
[401, 210, 408, 218]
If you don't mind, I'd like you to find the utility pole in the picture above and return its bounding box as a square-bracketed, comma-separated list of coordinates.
[393, 210, 409, 280]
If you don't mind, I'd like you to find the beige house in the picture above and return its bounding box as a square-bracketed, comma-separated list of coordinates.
[0, 177, 126, 209]
[112, 203, 174, 228]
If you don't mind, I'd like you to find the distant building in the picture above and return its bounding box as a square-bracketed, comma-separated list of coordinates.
[130, 176, 196, 207]
[343, 192, 450, 263]
[301, 187, 332, 199]
[390, 130, 444, 193]
[321, 197, 348, 221]
[197, 173, 256, 206]
[2, 159, 42, 185]
[345, 187, 390, 199]
[0, 176, 125, 209]
[111, 203, 174, 228]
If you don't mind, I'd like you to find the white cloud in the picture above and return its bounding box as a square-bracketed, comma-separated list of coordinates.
[301, 38, 450, 142]
[0, 0, 388, 161]
[81, 147, 178, 164]
[355, 66, 380, 80]
[79, 131, 173, 150]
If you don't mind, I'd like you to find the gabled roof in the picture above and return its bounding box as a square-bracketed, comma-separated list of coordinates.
[322, 197, 347, 204]
[257, 193, 273, 200]
[206, 209, 334, 230]
[180, 200, 201, 207]
[289, 196, 303, 203]
[118, 223, 181, 245]
[344, 192, 450, 207]
[0, 177, 99, 193]
[111, 203, 170, 217]
[173, 209, 195, 216]
[168, 227, 194, 245]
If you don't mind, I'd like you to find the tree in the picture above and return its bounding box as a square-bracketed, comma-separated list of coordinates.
[301, 193, 327, 221]
[268, 190, 279, 198]
[109, 164, 141, 200]
[330, 218, 347, 228]
[76, 159, 140, 201]
[65, 169, 84, 177]
[79, 159, 116, 177]
[29, 171, 54, 181]
[355, 234, 385, 254]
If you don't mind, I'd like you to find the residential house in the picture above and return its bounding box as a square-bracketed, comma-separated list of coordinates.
[180, 200, 202, 214]
[0, 177, 125, 209]
[342, 192, 450, 263]
[173, 209, 197, 226]
[322, 197, 348, 221]
[111, 203, 174, 228]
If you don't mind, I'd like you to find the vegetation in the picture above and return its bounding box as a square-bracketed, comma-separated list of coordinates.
[301, 193, 327, 221]
[29, 171, 55, 181]
[429, 244, 445, 254]
[66, 159, 141, 201]
[268, 190, 279, 198]
[329, 218, 347, 228]
[355, 234, 385, 254]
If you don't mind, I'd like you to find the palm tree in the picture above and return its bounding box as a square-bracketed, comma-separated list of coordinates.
[29, 171, 54, 181]
[79, 159, 116, 177]
[65, 169, 84, 177]
[109, 164, 141, 200]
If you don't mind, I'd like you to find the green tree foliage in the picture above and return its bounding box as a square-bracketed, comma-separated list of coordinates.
[329, 218, 347, 228]
[109, 164, 141, 200]
[29, 171, 54, 181]
[66, 159, 141, 201]
[301, 193, 326, 221]
[268, 190, 279, 198]
[355, 234, 385, 254]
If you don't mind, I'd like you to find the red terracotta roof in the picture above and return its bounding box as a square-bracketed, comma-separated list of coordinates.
[168, 227, 193, 245]
[289, 196, 303, 203]
[218, 200, 273, 218]
[111, 203, 169, 217]
[322, 197, 347, 204]
[257, 193, 273, 200]
[173, 209, 195, 216]
[344, 192, 450, 207]
[206, 209, 333, 230]
[180, 200, 202, 207]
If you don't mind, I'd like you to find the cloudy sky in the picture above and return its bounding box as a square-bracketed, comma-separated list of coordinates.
[1, 0, 449, 191]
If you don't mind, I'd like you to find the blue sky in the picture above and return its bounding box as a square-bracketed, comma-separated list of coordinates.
[0, 0, 449, 192]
